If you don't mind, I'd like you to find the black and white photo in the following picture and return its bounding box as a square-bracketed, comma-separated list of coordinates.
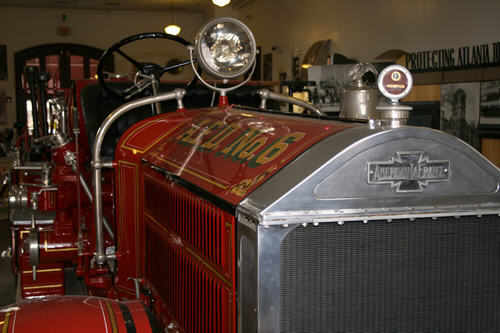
[480, 80, 500, 125]
[440, 82, 480, 149]
[307, 64, 355, 113]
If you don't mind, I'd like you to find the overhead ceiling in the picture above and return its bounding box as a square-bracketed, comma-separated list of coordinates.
[0, 0, 216, 13]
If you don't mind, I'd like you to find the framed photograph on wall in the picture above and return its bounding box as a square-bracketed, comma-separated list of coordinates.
[306, 64, 354, 113]
[440, 82, 480, 149]
[480, 80, 500, 126]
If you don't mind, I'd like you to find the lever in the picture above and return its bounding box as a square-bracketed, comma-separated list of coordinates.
[24, 66, 40, 138]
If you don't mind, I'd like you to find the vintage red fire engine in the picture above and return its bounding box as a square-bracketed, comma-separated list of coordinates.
[1, 17, 500, 332]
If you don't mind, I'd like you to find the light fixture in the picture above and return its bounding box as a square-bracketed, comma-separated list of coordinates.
[193, 17, 256, 79]
[212, 0, 230, 7]
[165, 24, 181, 36]
[164, 1, 181, 36]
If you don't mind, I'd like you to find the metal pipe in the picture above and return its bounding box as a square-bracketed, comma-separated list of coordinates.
[60, 100, 68, 135]
[151, 79, 163, 115]
[92, 88, 186, 265]
[13, 165, 43, 171]
[79, 174, 114, 241]
[257, 88, 326, 116]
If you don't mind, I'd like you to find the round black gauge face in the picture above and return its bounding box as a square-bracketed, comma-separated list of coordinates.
[378, 65, 413, 100]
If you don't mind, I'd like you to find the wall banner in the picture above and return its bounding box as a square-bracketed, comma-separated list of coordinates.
[406, 42, 500, 72]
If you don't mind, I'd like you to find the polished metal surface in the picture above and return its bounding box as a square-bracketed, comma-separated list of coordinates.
[372, 64, 413, 127]
[339, 87, 379, 120]
[340, 63, 379, 120]
[194, 17, 256, 80]
[92, 88, 186, 265]
[255, 225, 291, 333]
[27, 210, 40, 281]
[12, 164, 43, 171]
[375, 104, 412, 127]
[237, 216, 303, 333]
[27, 231, 38, 266]
[10, 207, 56, 226]
[28, 226, 39, 281]
[239, 126, 500, 225]
[238, 212, 500, 332]
[258, 88, 326, 116]
[49, 95, 69, 135]
[8, 184, 28, 208]
[13, 162, 52, 187]
[188, 45, 257, 96]
[236, 216, 258, 333]
[237, 122, 500, 330]
[51, 132, 71, 148]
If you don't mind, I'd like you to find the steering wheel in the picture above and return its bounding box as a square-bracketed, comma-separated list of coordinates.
[97, 32, 199, 100]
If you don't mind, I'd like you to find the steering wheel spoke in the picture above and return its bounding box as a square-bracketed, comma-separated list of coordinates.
[159, 58, 195, 76]
[97, 32, 199, 100]
[115, 49, 144, 71]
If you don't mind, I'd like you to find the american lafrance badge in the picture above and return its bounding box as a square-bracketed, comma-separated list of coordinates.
[367, 152, 450, 193]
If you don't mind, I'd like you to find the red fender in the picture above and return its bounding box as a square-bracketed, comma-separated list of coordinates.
[0, 296, 160, 332]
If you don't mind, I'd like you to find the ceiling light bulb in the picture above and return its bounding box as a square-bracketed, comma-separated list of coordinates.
[165, 24, 181, 36]
[212, 0, 230, 7]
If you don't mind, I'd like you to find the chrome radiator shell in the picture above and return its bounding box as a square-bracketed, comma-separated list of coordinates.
[236, 125, 500, 332]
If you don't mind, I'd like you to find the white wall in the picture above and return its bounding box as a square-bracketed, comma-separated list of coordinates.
[0, 6, 207, 128]
[239, 0, 500, 81]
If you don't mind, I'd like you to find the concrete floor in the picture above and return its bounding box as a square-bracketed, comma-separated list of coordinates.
[0, 212, 16, 307]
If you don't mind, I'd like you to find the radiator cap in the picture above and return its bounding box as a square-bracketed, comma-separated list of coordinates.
[374, 65, 413, 127]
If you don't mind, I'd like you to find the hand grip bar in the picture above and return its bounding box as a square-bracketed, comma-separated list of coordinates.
[257, 88, 325, 116]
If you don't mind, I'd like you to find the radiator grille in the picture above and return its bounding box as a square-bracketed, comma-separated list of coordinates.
[144, 172, 231, 270]
[146, 224, 231, 333]
[143, 169, 235, 333]
[280, 215, 500, 332]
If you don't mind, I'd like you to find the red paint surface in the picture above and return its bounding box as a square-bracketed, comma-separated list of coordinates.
[114, 109, 194, 298]
[112, 105, 356, 332]
[143, 108, 356, 205]
[142, 168, 236, 332]
[0, 296, 153, 332]
[113, 106, 355, 332]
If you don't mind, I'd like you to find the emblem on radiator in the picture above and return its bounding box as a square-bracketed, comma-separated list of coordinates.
[367, 152, 450, 192]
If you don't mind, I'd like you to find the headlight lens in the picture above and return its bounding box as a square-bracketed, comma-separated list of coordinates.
[195, 17, 256, 79]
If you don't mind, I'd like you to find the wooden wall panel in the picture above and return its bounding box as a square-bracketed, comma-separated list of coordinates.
[402, 84, 441, 102]
[481, 138, 500, 168]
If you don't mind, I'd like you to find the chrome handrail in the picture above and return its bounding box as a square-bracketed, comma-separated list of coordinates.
[257, 88, 326, 116]
[92, 88, 186, 265]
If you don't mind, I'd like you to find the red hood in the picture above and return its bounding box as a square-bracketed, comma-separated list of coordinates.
[141, 107, 357, 205]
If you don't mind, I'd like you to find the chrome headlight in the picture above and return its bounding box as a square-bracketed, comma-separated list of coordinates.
[194, 17, 256, 80]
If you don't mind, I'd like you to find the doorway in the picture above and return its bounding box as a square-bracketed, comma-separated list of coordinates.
[14, 43, 113, 128]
